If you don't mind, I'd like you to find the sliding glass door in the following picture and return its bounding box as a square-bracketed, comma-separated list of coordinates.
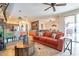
[64, 16, 75, 41]
[76, 14, 79, 42]
[65, 14, 79, 42]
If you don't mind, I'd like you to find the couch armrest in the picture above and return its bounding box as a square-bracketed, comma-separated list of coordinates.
[57, 39, 64, 51]
[33, 36, 39, 40]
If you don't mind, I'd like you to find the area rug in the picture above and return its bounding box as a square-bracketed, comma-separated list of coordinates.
[33, 42, 60, 56]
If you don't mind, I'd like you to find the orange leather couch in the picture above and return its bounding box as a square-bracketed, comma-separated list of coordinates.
[29, 31, 64, 51]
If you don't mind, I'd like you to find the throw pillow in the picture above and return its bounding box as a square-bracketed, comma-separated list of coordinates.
[52, 33, 56, 38]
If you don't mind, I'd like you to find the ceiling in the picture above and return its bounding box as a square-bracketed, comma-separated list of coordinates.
[10, 3, 79, 17]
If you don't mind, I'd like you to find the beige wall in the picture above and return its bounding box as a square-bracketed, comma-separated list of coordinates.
[57, 15, 65, 32]
[32, 16, 59, 31]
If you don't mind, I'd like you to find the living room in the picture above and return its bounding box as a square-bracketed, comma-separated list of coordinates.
[0, 3, 79, 56]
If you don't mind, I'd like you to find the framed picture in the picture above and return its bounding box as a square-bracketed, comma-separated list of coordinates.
[31, 21, 39, 30]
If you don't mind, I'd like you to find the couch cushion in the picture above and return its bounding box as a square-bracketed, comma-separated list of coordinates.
[55, 32, 64, 39]
[43, 31, 52, 37]
[46, 38, 58, 45]
[39, 36, 48, 42]
[52, 33, 56, 38]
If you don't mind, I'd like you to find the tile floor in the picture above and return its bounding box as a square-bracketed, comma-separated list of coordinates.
[0, 40, 79, 56]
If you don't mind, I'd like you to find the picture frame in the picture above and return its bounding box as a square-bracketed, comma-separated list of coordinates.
[31, 21, 39, 30]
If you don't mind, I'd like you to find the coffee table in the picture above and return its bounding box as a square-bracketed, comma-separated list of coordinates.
[15, 40, 35, 56]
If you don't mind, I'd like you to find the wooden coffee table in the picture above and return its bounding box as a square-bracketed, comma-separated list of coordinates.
[15, 41, 35, 56]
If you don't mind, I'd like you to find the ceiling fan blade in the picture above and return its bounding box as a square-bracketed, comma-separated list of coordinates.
[52, 6, 56, 12]
[44, 6, 51, 11]
[55, 3, 66, 6]
[43, 3, 51, 5]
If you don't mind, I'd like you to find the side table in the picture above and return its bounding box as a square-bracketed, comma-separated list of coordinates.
[64, 38, 72, 55]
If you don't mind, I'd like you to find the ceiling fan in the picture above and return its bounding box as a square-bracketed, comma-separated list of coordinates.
[43, 3, 67, 12]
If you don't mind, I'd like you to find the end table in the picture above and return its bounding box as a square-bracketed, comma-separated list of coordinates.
[64, 38, 72, 55]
